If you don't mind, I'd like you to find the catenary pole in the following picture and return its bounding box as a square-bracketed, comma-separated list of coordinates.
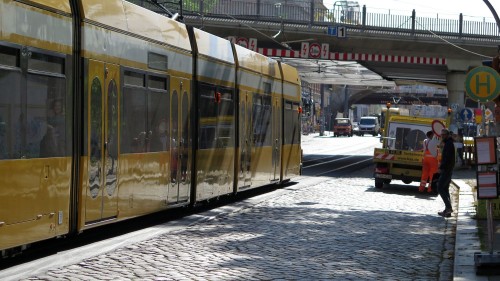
[483, 0, 500, 34]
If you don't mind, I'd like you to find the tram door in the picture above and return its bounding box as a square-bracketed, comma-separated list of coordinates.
[239, 92, 252, 187]
[272, 96, 282, 181]
[168, 78, 191, 204]
[85, 60, 119, 222]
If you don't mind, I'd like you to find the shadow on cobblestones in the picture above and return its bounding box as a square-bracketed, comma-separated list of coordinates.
[136, 206, 449, 280]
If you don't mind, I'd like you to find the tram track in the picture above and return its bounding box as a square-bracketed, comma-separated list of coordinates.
[301, 135, 381, 177]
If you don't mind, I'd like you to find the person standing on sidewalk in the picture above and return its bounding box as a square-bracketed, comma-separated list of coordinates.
[437, 129, 455, 217]
[419, 131, 439, 193]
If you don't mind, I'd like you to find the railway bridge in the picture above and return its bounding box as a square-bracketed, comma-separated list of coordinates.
[134, 0, 499, 115]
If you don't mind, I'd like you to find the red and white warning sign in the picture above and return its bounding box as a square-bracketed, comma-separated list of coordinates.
[236, 37, 249, 48]
[309, 43, 321, 58]
[227, 37, 258, 51]
[301, 42, 329, 59]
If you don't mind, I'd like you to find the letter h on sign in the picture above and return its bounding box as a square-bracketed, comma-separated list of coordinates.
[475, 75, 491, 94]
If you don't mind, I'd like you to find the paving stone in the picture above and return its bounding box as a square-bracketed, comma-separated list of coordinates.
[19, 163, 463, 281]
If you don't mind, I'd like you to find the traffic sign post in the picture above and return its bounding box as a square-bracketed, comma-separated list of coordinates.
[468, 65, 500, 272]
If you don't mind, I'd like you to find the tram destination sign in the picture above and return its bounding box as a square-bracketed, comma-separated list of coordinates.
[464, 66, 500, 102]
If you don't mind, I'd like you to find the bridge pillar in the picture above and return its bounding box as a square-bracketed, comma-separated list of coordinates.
[446, 58, 483, 130]
[446, 71, 466, 131]
[446, 71, 466, 108]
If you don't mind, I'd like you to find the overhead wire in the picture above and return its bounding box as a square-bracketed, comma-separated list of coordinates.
[223, 13, 294, 50]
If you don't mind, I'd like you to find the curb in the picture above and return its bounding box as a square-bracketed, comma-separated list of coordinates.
[453, 179, 490, 281]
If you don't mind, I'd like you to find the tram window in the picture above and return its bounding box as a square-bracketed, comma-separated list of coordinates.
[148, 90, 169, 152]
[199, 84, 217, 149]
[199, 93, 216, 149]
[124, 71, 145, 87]
[284, 101, 293, 145]
[252, 95, 271, 147]
[200, 126, 216, 149]
[28, 52, 64, 74]
[219, 91, 234, 116]
[0, 45, 19, 67]
[148, 52, 168, 71]
[121, 86, 147, 153]
[0, 69, 21, 159]
[284, 101, 300, 145]
[263, 82, 271, 95]
[28, 74, 67, 158]
[148, 75, 167, 90]
[218, 89, 234, 148]
[199, 84, 217, 118]
[291, 103, 300, 144]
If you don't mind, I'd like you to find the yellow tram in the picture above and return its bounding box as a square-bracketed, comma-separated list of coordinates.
[0, 0, 302, 255]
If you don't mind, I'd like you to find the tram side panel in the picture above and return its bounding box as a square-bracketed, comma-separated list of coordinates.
[111, 0, 193, 212]
[0, 0, 73, 251]
[236, 79, 254, 191]
[234, 45, 283, 190]
[77, 0, 193, 229]
[191, 28, 237, 202]
[280, 63, 301, 180]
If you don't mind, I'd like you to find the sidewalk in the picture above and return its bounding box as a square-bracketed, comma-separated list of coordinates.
[452, 168, 500, 281]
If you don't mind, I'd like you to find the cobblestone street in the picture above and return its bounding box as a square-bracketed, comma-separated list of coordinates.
[19, 165, 457, 281]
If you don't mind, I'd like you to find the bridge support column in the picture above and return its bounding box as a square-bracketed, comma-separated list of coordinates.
[446, 71, 466, 131]
[446, 71, 466, 108]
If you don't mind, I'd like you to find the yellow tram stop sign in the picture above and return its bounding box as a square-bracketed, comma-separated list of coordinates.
[465, 66, 500, 102]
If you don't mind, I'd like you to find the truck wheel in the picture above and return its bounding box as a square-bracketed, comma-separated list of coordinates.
[375, 179, 384, 189]
[402, 179, 412, 184]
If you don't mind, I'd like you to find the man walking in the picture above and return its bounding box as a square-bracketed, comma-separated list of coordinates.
[437, 129, 455, 217]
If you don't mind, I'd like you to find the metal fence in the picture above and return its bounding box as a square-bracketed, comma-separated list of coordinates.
[129, 0, 500, 39]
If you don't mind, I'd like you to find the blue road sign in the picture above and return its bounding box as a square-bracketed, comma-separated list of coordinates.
[460, 108, 473, 122]
[327, 26, 347, 38]
[328, 26, 337, 36]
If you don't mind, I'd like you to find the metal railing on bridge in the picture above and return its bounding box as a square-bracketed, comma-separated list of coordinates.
[131, 0, 499, 40]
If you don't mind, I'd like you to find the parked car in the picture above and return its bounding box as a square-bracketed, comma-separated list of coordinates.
[358, 116, 380, 136]
[333, 117, 353, 137]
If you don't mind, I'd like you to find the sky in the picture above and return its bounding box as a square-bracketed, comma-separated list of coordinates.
[322, 0, 499, 20]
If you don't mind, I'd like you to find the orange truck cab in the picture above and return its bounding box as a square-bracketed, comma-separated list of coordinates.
[333, 118, 353, 137]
